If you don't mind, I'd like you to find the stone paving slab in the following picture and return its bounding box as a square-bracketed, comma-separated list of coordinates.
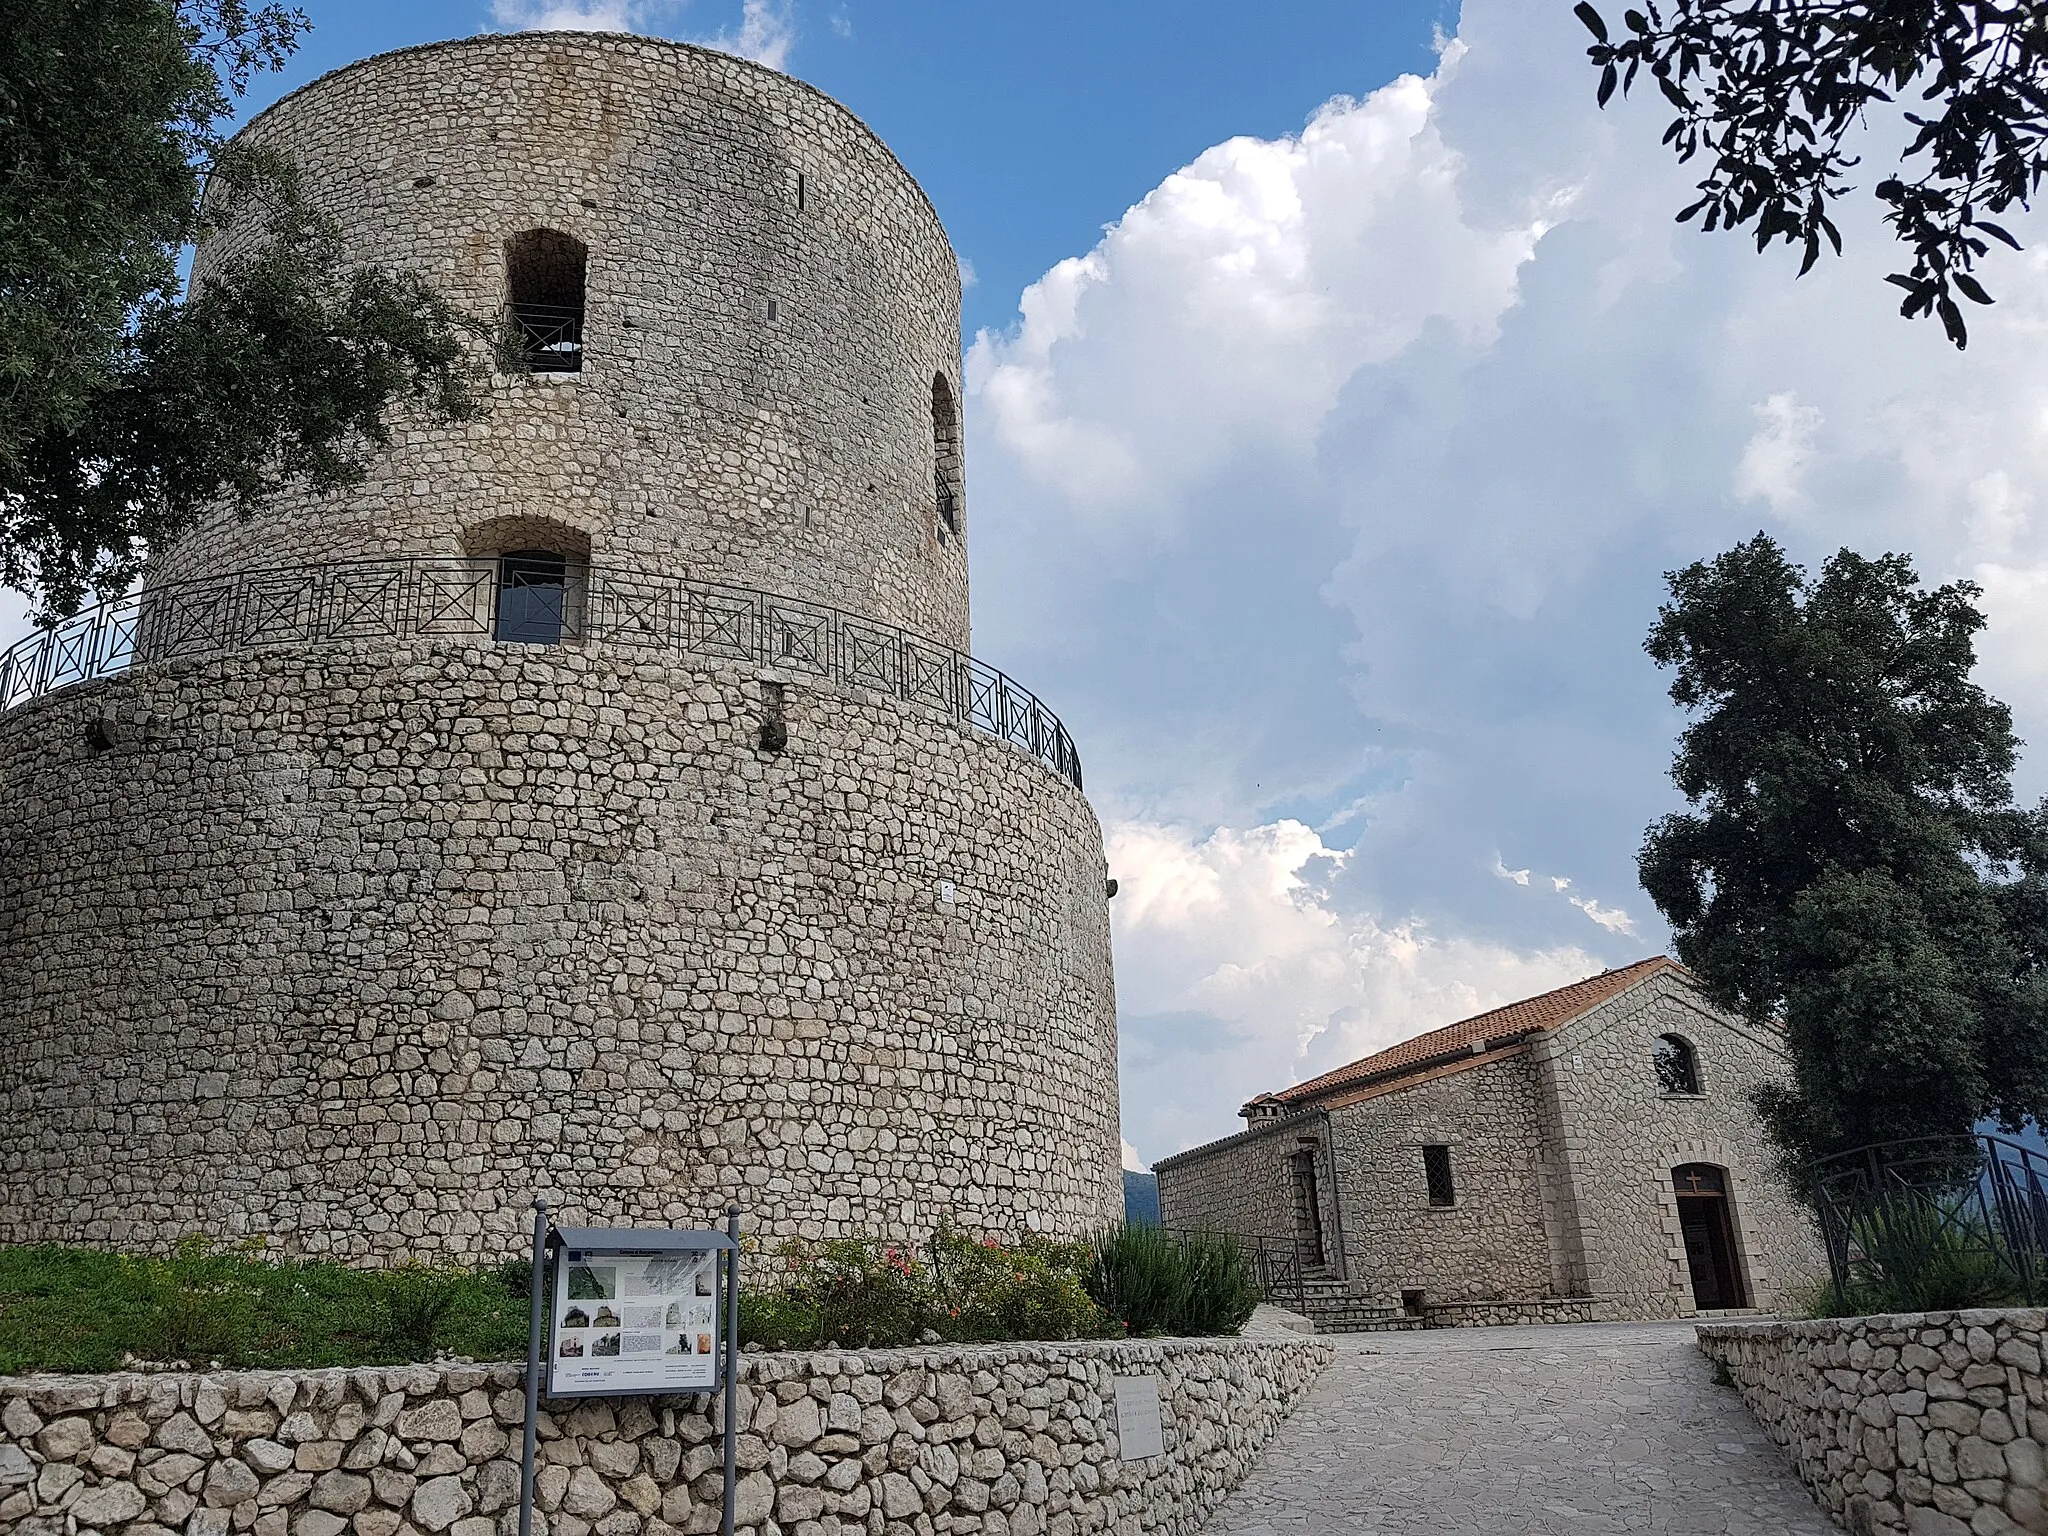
[1205, 1320, 1837, 1535]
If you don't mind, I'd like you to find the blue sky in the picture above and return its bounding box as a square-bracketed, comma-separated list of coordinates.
[11, 0, 2048, 1171]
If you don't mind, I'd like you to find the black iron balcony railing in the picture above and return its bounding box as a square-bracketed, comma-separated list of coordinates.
[507, 302, 583, 372]
[0, 557, 1083, 789]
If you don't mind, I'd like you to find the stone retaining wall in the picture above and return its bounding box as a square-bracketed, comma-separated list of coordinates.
[1697, 1310, 2048, 1535]
[1417, 1297, 1600, 1329]
[0, 1333, 1329, 1536]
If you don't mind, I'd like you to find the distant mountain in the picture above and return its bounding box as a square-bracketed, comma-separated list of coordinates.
[1123, 1170, 1159, 1225]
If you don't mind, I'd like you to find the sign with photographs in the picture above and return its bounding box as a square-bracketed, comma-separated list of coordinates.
[549, 1244, 723, 1397]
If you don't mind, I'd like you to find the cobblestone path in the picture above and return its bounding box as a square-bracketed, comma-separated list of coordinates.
[1208, 1321, 1836, 1535]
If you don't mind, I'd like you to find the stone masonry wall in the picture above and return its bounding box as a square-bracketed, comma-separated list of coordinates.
[0, 639, 1119, 1261]
[163, 33, 971, 651]
[1153, 1115, 1342, 1276]
[0, 1334, 1331, 1536]
[1324, 1053, 1555, 1310]
[1698, 1311, 2048, 1536]
[1536, 971, 1826, 1320]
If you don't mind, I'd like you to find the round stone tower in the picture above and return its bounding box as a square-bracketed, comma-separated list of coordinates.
[0, 34, 1121, 1261]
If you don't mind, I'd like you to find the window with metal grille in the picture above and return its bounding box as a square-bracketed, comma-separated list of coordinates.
[495, 550, 572, 644]
[1423, 1144, 1455, 1207]
[506, 229, 587, 373]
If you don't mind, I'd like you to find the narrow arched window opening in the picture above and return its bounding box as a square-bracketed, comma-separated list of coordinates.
[506, 229, 587, 373]
[931, 373, 962, 540]
[1653, 1034, 1701, 1095]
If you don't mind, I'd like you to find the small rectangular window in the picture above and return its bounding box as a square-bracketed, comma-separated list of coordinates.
[796, 171, 807, 211]
[1423, 1144, 1455, 1207]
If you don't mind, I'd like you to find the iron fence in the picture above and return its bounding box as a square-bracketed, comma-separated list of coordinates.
[1808, 1133, 2048, 1309]
[0, 556, 1084, 789]
[1248, 1236, 1306, 1313]
[507, 303, 583, 372]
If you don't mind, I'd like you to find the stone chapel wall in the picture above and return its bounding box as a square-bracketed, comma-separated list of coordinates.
[1153, 1115, 1342, 1272]
[1323, 1053, 1558, 1309]
[1531, 972, 1826, 1319]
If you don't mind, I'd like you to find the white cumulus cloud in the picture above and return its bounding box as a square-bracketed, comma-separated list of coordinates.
[967, 46, 1551, 525]
[701, 0, 795, 68]
[963, 0, 2048, 1165]
[490, 0, 649, 29]
[1109, 819, 1600, 1158]
[1735, 393, 1825, 514]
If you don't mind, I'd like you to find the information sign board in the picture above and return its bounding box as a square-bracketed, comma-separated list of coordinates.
[549, 1242, 723, 1397]
[1112, 1374, 1164, 1461]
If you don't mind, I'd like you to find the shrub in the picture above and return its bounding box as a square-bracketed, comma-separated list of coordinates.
[1083, 1224, 1259, 1337]
[132, 1235, 266, 1366]
[734, 1228, 1116, 1349]
[376, 1264, 468, 1357]
[927, 1228, 1107, 1343]
[1807, 1197, 2033, 1317]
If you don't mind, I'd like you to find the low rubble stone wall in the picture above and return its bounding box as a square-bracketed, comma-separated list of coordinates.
[0, 1333, 1329, 1536]
[1697, 1310, 2048, 1536]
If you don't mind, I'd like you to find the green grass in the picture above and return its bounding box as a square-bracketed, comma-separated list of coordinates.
[0, 1239, 530, 1375]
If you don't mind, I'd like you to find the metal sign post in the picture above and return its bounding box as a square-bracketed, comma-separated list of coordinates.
[723, 1205, 740, 1536]
[516, 1203, 742, 1536]
[518, 1199, 548, 1536]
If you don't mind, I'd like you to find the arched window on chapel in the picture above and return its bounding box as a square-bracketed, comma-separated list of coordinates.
[1654, 1034, 1702, 1096]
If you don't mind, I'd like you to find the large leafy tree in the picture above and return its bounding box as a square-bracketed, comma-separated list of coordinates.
[1, 0, 486, 613]
[1574, 0, 2048, 348]
[1640, 534, 2048, 1166]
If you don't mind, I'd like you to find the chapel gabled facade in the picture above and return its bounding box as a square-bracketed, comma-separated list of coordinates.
[1155, 957, 1826, 1327]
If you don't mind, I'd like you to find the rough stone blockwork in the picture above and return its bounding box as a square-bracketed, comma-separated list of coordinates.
[164, 33, 974, 650]
[0, 29, 1122, 1263]
[0, 1336, 1330, 1536]
[0, 645, 1119, 1259]
[1698, 1311, 2048, 1535]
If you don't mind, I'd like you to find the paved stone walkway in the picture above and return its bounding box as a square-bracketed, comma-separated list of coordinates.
[1208, 1321, 1837, 1535]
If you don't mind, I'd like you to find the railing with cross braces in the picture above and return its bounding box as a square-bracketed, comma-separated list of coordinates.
[0, 557, 1083, 789]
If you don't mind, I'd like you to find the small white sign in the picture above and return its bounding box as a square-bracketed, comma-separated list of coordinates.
[1113, 1374, 1164, 1461]
[550, 1248, 721, 1397]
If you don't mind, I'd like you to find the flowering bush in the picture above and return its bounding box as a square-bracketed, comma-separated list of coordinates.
[736, 1226, 1115, 1349]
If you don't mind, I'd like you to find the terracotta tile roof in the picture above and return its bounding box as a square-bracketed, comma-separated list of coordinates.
[1253, 956, 1679, 1114]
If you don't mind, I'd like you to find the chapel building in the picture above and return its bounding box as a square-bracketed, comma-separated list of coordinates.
[1154, 957, 1826, 1328]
